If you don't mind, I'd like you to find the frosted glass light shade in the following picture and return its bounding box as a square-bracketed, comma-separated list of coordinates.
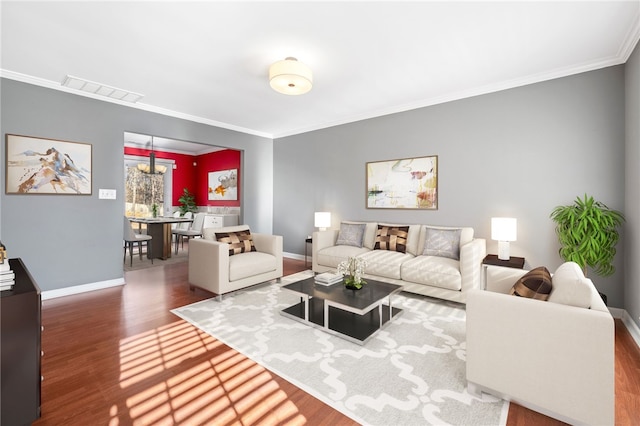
[491, 217, 517, 260]
[137, 152, 167, 174]
[269, 57, 312, 95]
[314, 212, 331, 231]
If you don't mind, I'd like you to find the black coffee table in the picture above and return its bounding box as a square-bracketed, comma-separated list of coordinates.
[280, 276, 403, 345]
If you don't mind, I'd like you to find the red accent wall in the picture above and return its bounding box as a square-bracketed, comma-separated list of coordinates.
[124, 147, 240, 207]
[196, 149, 241, 207]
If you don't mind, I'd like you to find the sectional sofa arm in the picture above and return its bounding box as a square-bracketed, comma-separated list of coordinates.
[466, 289, 614, 425]
[312, 230, 339, 269]
[459, 238, 486, 292]
[188, 239, 230, 294]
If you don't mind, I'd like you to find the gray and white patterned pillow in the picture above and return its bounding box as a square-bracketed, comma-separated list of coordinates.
[335, 223, 366, 248]
[423, 227, 462, 260]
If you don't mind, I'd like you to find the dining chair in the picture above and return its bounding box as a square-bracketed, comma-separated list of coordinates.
[123, 216, 153, 266]
[174, 212, 205, 254]
[172, 211, 193, 252]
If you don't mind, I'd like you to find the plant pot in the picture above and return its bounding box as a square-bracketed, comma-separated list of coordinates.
[344, 276, 365, 290]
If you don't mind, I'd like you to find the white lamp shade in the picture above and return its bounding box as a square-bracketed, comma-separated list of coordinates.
[269, 57, 312, 95]
[314, 212, 331, 229]
[491, 217, 517, 241]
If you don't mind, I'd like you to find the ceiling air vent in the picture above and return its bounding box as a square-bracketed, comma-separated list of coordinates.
[61, 75, 144, 103]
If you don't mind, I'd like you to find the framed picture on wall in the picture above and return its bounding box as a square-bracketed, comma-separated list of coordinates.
[366, 155, 438, 209]
[208, 168, 238, 200]
[5, 134, 92, 195]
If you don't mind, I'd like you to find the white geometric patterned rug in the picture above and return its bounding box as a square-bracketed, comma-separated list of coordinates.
[172, 271, 508, 426]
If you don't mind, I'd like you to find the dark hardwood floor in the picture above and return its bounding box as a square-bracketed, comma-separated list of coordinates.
[33, 257, 640, 425]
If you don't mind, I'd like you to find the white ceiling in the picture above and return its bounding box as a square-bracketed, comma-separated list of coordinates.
[2, 1, 639, 142]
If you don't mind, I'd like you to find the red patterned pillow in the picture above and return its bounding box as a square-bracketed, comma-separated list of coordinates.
[374, 225, 409, 253]
[215, 230, 257, 256]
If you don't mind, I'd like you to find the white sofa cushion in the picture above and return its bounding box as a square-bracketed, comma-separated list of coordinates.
[401, 256, 462, 291]
[548, 262, 592, 308]
[358, 250, 414, 280]
[228, 251, 277, 281]
[316, 245, 370, 268]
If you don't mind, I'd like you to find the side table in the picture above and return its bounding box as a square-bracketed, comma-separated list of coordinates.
[304, 237, 312, 268]
[482, 254, 525, 290]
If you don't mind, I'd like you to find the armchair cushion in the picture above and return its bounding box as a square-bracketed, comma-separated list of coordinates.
[215, 230, 256, 256]
[229, 251, 278, 281]
[422, 227, 462, 259]
[510, 266, 552, 301]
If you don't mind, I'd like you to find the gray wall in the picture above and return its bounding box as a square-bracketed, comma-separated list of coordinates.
[274, 66, 627, 308]
[625, 43, 640, 329]
[0, 78, 273, 292]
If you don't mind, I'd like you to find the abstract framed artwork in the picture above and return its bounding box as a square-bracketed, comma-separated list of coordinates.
[5, 134, 92, 195]
[366, 155, 438, 209]
[208, 168, 238, 200]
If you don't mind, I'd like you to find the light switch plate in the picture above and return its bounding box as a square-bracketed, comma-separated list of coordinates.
[98, 189, 116, 199]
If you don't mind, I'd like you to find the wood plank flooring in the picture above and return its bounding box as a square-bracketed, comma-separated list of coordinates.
[33, 257, 640, 425]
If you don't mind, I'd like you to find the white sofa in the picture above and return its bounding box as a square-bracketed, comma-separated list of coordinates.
[188, 225, 283, 298]
[312, 222, 486, 303]
[466, 262, 614, 426]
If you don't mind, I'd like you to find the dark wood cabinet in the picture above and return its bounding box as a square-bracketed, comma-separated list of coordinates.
[1, 258, 41, 425]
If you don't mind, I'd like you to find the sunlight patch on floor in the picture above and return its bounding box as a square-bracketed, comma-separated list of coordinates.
[115, 319, 308, 425]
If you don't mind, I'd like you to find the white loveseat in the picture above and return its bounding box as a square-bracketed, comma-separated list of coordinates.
[188, 225, 283, 298]
[312, 222, 486, 303]
[466, 262, 614, 426]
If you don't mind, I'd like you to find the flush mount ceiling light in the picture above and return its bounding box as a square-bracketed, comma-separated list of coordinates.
[269, 57, 312, 95]
[62, 75, 144, 103]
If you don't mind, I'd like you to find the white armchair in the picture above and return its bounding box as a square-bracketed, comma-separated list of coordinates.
[466, 263, 614, 426]
[188, 225, 283, 298]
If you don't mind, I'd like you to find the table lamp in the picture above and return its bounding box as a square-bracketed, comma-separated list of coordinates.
[314, 212, 331, 231]
[491, 217, 517, 260]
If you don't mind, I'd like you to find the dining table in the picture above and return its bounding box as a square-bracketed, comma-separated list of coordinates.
[128, 216, 193, 260]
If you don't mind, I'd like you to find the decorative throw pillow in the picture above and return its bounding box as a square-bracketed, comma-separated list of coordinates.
[374, 225, 409, 253]
[335, 222, 366, 248]
[423, 227, 462, 260]
[215, 230, 256, 256]
[548, 262, 592, 308]
[509, 266, 552, 301]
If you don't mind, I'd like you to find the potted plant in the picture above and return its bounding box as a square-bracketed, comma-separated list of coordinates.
[550, 194, 624, 296]
[178, 188, 198, 216]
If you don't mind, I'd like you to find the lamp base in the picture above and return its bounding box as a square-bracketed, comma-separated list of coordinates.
[497, 241, 510, 260]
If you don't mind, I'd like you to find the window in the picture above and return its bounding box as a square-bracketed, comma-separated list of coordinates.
[125, 167, 164, 218]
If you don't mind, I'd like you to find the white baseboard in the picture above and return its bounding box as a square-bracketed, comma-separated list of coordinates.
[283, 251, 305, 261]
[609, 306, 625, 319]
[41, 278, 125, 300]
[622, 310, 640, 348]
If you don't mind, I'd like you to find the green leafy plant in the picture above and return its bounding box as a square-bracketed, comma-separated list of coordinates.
[550, 194, 624, 277]
[178, 188, 198, 215]
[151, 203, 159, 218]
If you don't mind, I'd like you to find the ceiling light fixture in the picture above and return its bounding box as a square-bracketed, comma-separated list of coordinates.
[62, 75, 144, 103]
[138, 137, 167, 174]
[269, 57, 312, 95]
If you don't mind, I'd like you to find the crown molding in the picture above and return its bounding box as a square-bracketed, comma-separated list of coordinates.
[273, 54, 631, 139]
